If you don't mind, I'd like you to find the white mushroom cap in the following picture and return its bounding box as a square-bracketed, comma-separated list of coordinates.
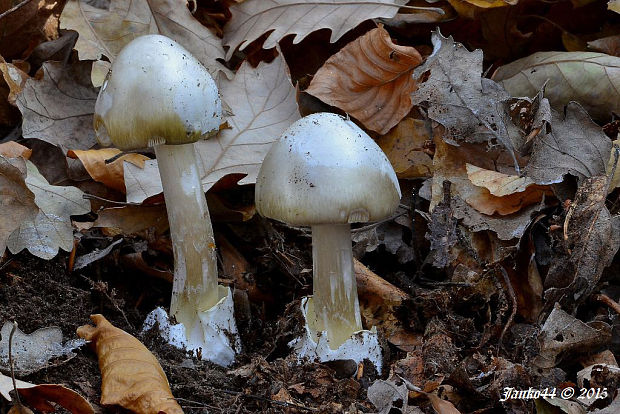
[94, 34, 221, 150]
[255, 113, 401, 226]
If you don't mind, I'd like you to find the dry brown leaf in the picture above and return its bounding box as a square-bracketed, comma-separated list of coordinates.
[68, 149, 149, 193]
[0, 0, 65, 60]
[16, 59, 98, 151]
[0, 156, 33, 257]
[446, 0, 512, 19]
[223, 0, 408, 60]
[588, 35, 620, 57]
[493, 51, 620, 121]
[609, 0, 619, 14]
[93, 205, 169, 237]
[376, 118, 432, 178]
[0, 58, 29, 105]
[77, 314, 183, 414]
[465, 164, 552, 215]
[306, 26, 422, 134]
[0, 142, 31, 159]
[19, 384, 94, 414]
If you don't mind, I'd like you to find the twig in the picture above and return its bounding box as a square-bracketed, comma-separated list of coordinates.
[82, 193, 162, 207]
[79, 275, 134, 330]
[594, 294, 620, 315]
[9, 322, 25, 412]
[498, 266, 517, 352]
[200, 388, 319, 412]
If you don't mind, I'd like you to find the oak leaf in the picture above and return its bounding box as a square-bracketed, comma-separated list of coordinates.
[493, 51, 620, 121]
[525, 103, 611, 185]
[68, 149, 149, 193]
[16, 60, 98, 151]
[4, 158, 90, 259]
[77, 314, 183, 414]
[60, 0, 230, 77]
[223, 0, 408, 60]
[0, 142, 32, 159]
[411, 31, 521, 169]
[306, 26, 422, 134]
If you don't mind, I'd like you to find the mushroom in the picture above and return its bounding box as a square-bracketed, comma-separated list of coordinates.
[255, 113, 401, 352]
[94, 35, 238, 364]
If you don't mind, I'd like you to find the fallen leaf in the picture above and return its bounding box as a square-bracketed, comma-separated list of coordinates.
[16, 59, 99, 151]
[60, 0, 231, 77]
[93, 205, 169, 237]
[447, 0, 511, 20]
[411, 31, 521, 169]
[0, 372, 36, 401]
[543, 174, 620, 312]
[19, 384, 95, 414]
[3, 158, 91, 259]
[525, 103, 612, 185]
[426, 181, 460, 268]
[0, 322, 85, 375]
[306, 26, 422, 134]
[376, 118, 433, 178]
[196, 53, 301, 189]
[588, 35, 620, 57]
[609, 0, 619, 14]
[73, 238, 124, 270]
[124, 159, 163, 203]
[534, 306, 612, 370]
[493, 51, 620, 121]
[0, 58, 29, 105]
[0, 142, 31, 159]
[465, 164, 552, 215]
[608, 139, 620, 190]
[68, 149, 149, 193]
[223, 0, 408, 60]
[77, 314, 183, 414]
[367, 379, 410, 414]
[0, 0, 65, 60]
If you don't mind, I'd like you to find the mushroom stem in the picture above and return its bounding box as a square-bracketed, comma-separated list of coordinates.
[311, 223, 363, 349]
[154, 143, 219, 333]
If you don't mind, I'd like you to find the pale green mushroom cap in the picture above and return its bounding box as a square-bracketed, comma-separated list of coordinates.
[255, 113, 401, 226]
[94, 34, 221, 150]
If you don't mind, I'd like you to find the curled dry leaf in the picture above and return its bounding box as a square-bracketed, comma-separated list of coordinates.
[493, 51, 620, 121]
[77, 314, 183, 414]
[68, 149, 149, 193]
[223, 0, 408, 60]
[306, 26, 422, 134]
[465, 164, 552, 215]
[376, 118, 433, 178]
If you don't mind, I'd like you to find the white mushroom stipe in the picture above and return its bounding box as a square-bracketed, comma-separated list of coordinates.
[143, 286, 240, 367]
[289, 297, 382, 373]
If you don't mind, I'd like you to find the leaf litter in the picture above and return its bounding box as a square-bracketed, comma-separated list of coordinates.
[1, 0, 620, 413]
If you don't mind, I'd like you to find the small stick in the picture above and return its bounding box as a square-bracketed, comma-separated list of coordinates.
[594, 294, 620, 315]
[498, 266, 517, 351]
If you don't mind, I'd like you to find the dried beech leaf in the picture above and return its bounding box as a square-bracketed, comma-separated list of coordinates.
[465, 164, 552, 215]
[0, 142, 32, 159]
[376, 118, 433, 178]
[19, 384, 95, 414]
[77, 314, 183, 414]
[525, 103, 611, 185]
[195, 54, 300, 189]
[306, 26, 422, 134]
[16, 60, 98, 151]
[68, 149, 149, 193]
[223, 0, 408, 60]
[3, 158, 90, 259]
[411, 31, 520, 168]
[93, 205, 169, 237]
[493, 51, 620, 121]
[60, 0, 230, 77]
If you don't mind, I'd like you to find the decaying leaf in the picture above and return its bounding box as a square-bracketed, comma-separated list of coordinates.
[68, 149, 149, 193]
[0, 322, 85, 375]
[77, 314, 183, 414]
[124, 160, 163, 203]
[376, 118, 433, 178]
[93, 205, 168, 237]
[493, 51, 620, 121]
[608, 139, 620, 191]
[411, 31, 520, 168]
[306, 25, 422, 134]
[534, 306, 612, 370]
[543, 174, 620, 312]
[196, 53, 300, 189]
[588, 35, 620, 57]
[0, 58, 29, 106]
[525, 103, 612, 185]
[223, 0, 408, 60]
[426, 181, 459, 268]
[4, 159, 90, 259]
[60, 0, 230, 77]
[16, 60, 98, 151]
[0, 156, 33, 257]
